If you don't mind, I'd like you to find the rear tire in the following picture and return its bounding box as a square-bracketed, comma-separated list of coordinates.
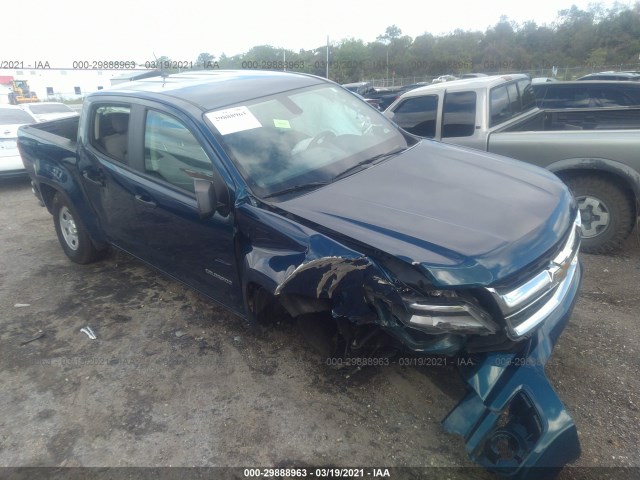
[52, 193, 103, 264]
[565, 176, 635, 254]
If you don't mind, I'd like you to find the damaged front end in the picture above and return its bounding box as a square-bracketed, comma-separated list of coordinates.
[443, 258, 582, 479]
[239, 202, 583, 478]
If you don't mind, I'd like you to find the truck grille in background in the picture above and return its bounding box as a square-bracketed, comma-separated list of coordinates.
[486, 213, 581, 339]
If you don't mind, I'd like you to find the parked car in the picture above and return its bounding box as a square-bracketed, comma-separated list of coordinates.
[19, 70, 583, 479]
[384, 74, 640, 253]
[341, 81, 372, 96]
[532, 80, 640, 108]
[431, 74, 459, 83]
[350, 92, 382, 110]
[342, 82, 400, 110]
[577, 71, 640, 81]
[19, 102, 79, 122]
[0, 105, 36, 177]
[532, 77, 559, 84]
[460, 73, 488, 79]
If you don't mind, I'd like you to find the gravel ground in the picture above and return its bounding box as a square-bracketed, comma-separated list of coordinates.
[0, 176, 638, 479]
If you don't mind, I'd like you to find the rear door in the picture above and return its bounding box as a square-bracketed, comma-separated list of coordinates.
[440, 90, 482, 149]
[77, 99, 148, 257]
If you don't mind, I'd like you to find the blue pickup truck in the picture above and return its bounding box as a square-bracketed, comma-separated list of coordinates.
[18, 70, 582, 478]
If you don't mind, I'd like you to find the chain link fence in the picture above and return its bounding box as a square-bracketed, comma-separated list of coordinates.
[366, 63, 640, 88]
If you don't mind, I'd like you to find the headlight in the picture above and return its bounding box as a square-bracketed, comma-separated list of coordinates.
[403, 290, 498, 335]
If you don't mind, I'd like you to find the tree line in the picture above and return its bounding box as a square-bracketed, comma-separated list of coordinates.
[156, 2, 640, 84]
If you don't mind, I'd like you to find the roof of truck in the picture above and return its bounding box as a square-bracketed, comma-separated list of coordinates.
[94, 70, 327, 111]
[399, 74, 530, 98]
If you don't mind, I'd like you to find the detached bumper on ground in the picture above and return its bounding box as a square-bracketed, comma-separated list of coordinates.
[443, 261, 583, 480]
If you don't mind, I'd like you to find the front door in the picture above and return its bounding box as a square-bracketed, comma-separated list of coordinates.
[126, 107, 242, 313]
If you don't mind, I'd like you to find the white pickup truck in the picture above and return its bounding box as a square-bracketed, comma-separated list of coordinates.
[384, 74, 640, 253]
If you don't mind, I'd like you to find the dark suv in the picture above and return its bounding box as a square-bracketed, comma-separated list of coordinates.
[532, 80, 640, 108]
[577, 71, 640, 81]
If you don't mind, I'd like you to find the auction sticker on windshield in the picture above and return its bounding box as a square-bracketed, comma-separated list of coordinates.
[206, 106, 262, 135]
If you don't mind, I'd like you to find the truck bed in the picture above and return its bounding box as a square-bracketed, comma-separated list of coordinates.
[17, 115, 78, 172]
[487, 129, 640, 170]
[21, 115, 78, 143]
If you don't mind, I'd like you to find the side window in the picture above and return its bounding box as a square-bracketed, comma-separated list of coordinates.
[144, 110, 213, 193]
[546, 87, 589, 108]
[442, 91, 476, 137]
[392, 95, 438, 137]
[491, 81, 536, 126]
[517, 79, 536, 111]
[596, 88, 631, 107]
[507, 83, 521, 113]
[90, 104, 131, 163]
[490, 86, 510, 126]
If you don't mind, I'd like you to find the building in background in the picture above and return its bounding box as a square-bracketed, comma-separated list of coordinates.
[0, 68, 159, 103]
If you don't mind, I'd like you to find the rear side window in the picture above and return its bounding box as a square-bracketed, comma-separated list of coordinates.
[90, 104, 131, 163]
[517, 79, 536, 111]
[490, 81, 536, 127]
[507, 83, 520, 113]
[490, 86, 510, 126]
[442, 91, 476, 137]
[391, 95, 438, 137]
[144, 110, 213, 192]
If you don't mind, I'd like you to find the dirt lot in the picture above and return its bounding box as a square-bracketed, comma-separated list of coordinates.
[0, 176, 638, 479]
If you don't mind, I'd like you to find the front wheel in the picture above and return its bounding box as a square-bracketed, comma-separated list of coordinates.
[52, 193, 104, 264]
[565, 176, 635, 254]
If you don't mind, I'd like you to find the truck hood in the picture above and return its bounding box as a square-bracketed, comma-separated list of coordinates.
[278, 141, 575, 287]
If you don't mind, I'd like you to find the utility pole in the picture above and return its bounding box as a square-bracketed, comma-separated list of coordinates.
[326, 36, 330, 79]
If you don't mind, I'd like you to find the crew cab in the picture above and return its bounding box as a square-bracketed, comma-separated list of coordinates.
[384, 74, 640, 253]
[19, 70, 582, 479]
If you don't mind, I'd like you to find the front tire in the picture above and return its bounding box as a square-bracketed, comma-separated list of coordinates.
[565, 176, 635, 254]
[52, 193, 103, 264]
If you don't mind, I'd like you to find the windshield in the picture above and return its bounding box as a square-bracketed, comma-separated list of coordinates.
[205, 84, 410, 198]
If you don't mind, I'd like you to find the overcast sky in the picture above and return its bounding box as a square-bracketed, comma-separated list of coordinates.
[1, 0, 634, 67]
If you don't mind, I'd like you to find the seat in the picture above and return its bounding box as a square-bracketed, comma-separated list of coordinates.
[102, 113, 129, 162]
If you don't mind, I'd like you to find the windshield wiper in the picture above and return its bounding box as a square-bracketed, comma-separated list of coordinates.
[262, 181, 329, 199]
[331, 147, 406, 182]
[262, 147, 406, 200]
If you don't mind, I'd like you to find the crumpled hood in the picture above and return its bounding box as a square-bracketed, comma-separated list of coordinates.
[278, 141, 575, 287]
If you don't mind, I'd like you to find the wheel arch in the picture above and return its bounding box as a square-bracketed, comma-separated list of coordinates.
[547, 158, 640, 217]
[37, 180, 109, 251]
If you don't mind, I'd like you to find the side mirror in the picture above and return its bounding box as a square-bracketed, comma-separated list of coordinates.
[194, 177, 230, 219]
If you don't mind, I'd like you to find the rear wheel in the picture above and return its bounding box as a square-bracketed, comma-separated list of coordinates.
[565, 176, 635, 254]
[52, 193, 104, 264]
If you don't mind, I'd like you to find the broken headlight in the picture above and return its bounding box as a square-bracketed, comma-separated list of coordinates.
[402, 290, 498, 335]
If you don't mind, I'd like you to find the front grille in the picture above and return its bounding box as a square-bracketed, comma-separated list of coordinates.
[486, 212, 581, 339]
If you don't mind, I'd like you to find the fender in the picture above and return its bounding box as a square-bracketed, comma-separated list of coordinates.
[236, 202, 402, 325]
[234, 202, 463, 354]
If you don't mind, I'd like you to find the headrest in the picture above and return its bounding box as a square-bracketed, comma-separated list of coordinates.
[110, 113, 129, 133]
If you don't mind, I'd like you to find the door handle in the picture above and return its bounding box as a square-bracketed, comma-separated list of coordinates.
[82, 169, 105, 186]
[134, 194, 157, 208]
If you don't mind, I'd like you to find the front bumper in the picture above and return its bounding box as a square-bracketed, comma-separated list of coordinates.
[443, 260, 583, 479]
